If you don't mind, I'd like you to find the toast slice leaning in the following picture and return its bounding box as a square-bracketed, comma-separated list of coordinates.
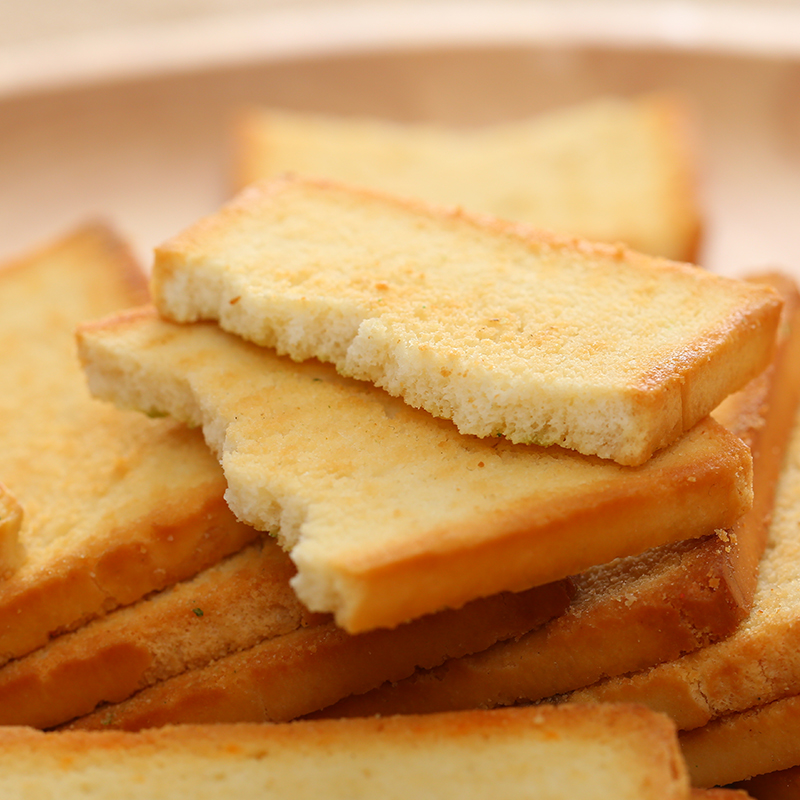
[5, 705, 691, 800]
[78, 307, 753, 633]
[309, 273, 800, 719]
[0, 536, 570, 729]
[233, 95, 702, 262]
[150, 174, 782, 465]
[0, 225, 260, 666]
[562, 363, 800, 741]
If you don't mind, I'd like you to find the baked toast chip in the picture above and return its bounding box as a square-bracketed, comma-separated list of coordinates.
[310, 273, 800, 719]
[233, 95, 702, 261]
[0, 538, 570, 729]
[63, 577, 569, 732]
[560, 348, 800, 783]
[0, 225, 259, 665]
[78, 306, 753, 633]
[5, 705, 691, 800]
[150, 175, 781, 465]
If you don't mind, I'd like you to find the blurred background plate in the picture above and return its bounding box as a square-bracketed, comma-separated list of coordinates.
[0, 0, 798, 275]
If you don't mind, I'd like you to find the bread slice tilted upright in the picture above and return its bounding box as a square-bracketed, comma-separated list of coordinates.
[1, 705, 692, 800]
[234, 95, 702, 262]
[78, 306, 753, 633]
[311, 273, 800, 719]
[0, 225, 260, 666]
[150, 175, 782, 465]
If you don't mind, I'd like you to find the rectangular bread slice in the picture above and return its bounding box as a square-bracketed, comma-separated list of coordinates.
[77, 307, 753, 633]
[0, 536, 570, 729]
[308, 273, 800, 719]
[150, 174, 782, 465]
[0, 225, 260, 666]
[4, 705, 691, 800]
[233, 94, 702, 262]
[561, 358, 800, 732]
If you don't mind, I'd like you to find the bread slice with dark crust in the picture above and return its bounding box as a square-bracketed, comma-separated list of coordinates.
[8, 705, 692, 800]
[63, 577, 570, 732]
[0, 225, 260, 666]
[232, 95, 703, 262]
[77, 306, 754, 633]
[560, 355, 800, 768]
[0, 537, 570, 730]
[308, 273, 800, 719]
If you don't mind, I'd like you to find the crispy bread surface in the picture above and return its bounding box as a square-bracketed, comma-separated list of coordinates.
[64, 579, 570, 731]
[233, 95, 702, 261]
[7, 705, 690, 800]
[312, 273, 800, 718]
[0, 225, 259, 666]
[681, 696, 800, 788]
[1, 541, 570, 729]
[565, 368, 800, 733]
[150, 175, 781, 465]
[78, 307, 753, 632]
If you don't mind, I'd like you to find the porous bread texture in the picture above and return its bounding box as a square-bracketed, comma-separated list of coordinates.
[564, 393, 800, 734]
[315, 273, 800, 718]
[0, 225, 259, 667]
[65, 581, 570, 731]
[234, 94, 702, 261]
[0, 484, 23, 578]
[3, 705, 691, 800]
[150, 175, 782, 465]
[78, 306, 753, 633]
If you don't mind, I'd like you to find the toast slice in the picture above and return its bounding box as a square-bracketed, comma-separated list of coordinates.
[308, 273, 800, 719]
[150, 175, 782, 465]
[77, 307, 753, 633]
[233, 95, 702, 262]
[63, 577, 569, 732]
[0, 225, 260, 666]
[5, 706, 691, 800]
[562, 359, 800, 737]
[0, 537, 570, 729]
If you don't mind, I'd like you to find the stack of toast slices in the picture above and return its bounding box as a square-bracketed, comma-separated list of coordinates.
[1, 95, 798, 797]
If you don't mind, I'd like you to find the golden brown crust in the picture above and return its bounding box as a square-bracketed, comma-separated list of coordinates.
[0, 538, 320, 729]
[77, 306, 754, 632]
[3, 705, 691, 799]
[0, 224, 260, 665]
[64, 579, 571, 730]
[314, 276, 800, 719]
[681, 695, 800, 789]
